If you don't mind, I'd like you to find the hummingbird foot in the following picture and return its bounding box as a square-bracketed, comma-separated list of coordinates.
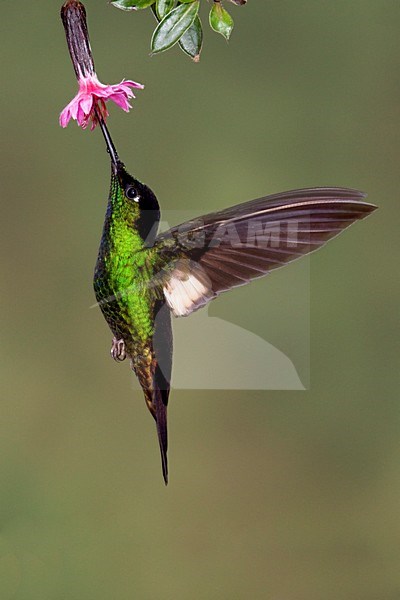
[110, 337, 126, 362]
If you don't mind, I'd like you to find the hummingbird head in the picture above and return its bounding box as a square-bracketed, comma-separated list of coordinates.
[114, 162, 160, 245]
[96, 114, 161, 244]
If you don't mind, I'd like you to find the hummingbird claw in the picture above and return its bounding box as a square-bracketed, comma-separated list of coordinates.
[111, 337, 126, 362]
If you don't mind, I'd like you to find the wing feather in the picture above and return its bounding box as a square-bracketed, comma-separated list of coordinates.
[154, 187, 376, 316]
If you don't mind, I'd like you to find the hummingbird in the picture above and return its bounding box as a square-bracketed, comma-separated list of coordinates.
[93, 117, 376, 485]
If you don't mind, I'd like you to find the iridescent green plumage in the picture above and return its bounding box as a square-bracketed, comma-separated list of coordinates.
[105, 176, 154, 343]
[94, 160, 172, 484]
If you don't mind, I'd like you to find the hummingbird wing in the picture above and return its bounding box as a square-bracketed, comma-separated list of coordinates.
[154, 187, 377, 317]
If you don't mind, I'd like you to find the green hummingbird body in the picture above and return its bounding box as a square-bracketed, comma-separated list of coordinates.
[97, 174, 154, 341]
[94, 164, 172, 483]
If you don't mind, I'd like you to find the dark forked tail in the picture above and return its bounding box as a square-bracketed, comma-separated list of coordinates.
[140, 377, 169, 485]
[152, 303, 172, 485]
[154, 384, 169, 485]
[138, 343, 171, 485]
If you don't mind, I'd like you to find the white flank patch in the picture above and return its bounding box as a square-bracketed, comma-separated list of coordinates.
[163, 262, 213, 317]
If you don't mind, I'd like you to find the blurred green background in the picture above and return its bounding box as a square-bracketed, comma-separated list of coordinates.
[1, 1, 399, 598]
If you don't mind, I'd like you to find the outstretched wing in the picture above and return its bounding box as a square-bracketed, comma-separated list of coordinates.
[154, 187, 377, 317]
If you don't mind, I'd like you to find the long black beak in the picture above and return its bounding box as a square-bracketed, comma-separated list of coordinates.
[95, 107, 120, 170]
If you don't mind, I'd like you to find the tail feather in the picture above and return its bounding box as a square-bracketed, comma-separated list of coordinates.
[154, 388, 168, 485]
[141, 383, 169, 485]
[136, 303, 172, 484]
[153, 302, 172, 484]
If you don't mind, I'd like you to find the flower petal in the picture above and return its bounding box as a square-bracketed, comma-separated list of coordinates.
[122, 79, 145, 90]
[108, 93, 132, 111]
[76, 103, 88, 128]
[59, 106, 72, 128]
[80, 94, 93, 115]
[69, 98, 80, 121]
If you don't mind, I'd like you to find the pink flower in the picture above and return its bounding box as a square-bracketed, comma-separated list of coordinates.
[60, 73, 144, 130]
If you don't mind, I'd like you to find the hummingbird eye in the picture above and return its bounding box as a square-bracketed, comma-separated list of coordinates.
[125, 186, 140, 202]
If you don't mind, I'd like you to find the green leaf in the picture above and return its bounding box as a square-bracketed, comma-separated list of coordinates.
[135, 0, 156, 7]
[151, 1, 200, 54]
[156, 0, 175, 20]
[111, 0, 155, 10]
[209, 2, 234, 40]
[111, 0, 136, 11]
[179, 15, 203, 61]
